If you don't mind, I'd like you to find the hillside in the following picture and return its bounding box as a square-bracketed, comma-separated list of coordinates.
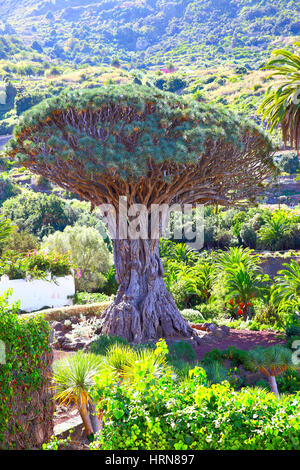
[0, 0, 299, 138]
[0, 0, 299, 68]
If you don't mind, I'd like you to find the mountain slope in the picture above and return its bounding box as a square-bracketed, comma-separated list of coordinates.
[0, 0, 299, 67]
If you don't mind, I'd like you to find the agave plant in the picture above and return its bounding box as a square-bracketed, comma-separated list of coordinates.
[248, 345, 294, 398]
[53, 351, 103, 438]
[258, 42, 300, 152]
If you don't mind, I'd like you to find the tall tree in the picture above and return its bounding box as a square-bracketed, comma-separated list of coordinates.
[259, 42, 300, 152]
[7, 84, 274, 342]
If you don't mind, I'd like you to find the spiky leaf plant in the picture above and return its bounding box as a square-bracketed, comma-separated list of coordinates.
[248, 345, 294, 398]
[53, 351, 103, 438]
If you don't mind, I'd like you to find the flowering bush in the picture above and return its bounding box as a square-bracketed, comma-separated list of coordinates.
[228, 298, 253, 320]
[0, 250, 75, 280]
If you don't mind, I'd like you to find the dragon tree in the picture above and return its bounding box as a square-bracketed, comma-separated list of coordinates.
[7, 84, 274, 342]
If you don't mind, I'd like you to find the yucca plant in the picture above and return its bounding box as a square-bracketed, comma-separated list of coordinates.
[248, 345, 294, 398]
[258, 42, 300, 152]
[53, 351, 103, 439]
[102, 344, 136, 378]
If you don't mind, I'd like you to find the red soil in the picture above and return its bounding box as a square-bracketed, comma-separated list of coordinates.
[194, 328, 285, 361]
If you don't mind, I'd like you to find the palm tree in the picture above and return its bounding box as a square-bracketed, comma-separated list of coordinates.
[224, 263, 269, 319]
[271, 260, 300, 308]
[249, 345, 293, 398]
[258, 211, 292, 250]
[53, 351, 103, 439]
[258, 42, 300, 152]
[215, 247, 261, 273]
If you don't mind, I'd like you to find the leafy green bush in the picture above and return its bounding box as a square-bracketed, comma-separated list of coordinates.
[43, 225, 113, 292]
[90, 341, 300, 450]
[73, 292, 113, 305]
[0, 174, 20, 204]
[0, 250, 74, 280]
[2, 229, 40, 254]
[168, 340, 196, 363]
[1, 192, 74, 238]
[0, 290, 51, 448]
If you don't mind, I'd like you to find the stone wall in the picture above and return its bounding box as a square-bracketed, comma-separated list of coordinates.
[259, 255, 300, 280]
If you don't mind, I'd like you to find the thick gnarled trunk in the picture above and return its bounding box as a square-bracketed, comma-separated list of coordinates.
[99, 239, 194, 343]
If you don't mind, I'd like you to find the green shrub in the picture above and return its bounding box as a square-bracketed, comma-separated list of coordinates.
[0, 290, 51, 448]
[90, 341, 300, 450]
[0, 174, 20, 204]
[90, 335, 129, 356]
[43, 225, 113, 292]
[2, 229, 40, 254]
[180, 308, 204, 322]
[1, 192, 73, 238]
[168, 340, 196, 363]
[73, 292, 113, 305]
[0, 250, 74, 280]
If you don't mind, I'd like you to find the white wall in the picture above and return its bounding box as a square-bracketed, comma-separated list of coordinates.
[0, 275, 75, 312]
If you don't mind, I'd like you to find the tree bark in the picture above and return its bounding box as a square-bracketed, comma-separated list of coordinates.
[98, 239, 195, 343]
[268, 375, 279, 399]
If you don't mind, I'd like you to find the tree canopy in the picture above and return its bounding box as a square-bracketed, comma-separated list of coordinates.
[7, 84, 274, 209]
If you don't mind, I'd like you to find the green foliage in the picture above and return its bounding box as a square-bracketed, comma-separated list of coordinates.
[0, 290, 51, 448]
[0, 215, 15, 251]
[73, 292, 113, 305]
[213, 247, 269, 319]
[1, 229, 40, 254]
[168, 340, 196, 363]
[202, 346, 254, 372]
[277, 152, 299, 174]
[1, 191, 74, 238]
[43, 225, 113, 292]
[258, 210, 298, 250]
[8, 83, 273, 182]
[0, 250, 73, 280]
[0, 174, 20, 204]
[90, 335, 129, 357]
[249, 345, 294, 377]
[90, 340, 300, 450]
[271, 260, 300, 307]
[53, 351, 103, 406]
[258, 42, 300, 151]
[101, 267, 118, 296]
